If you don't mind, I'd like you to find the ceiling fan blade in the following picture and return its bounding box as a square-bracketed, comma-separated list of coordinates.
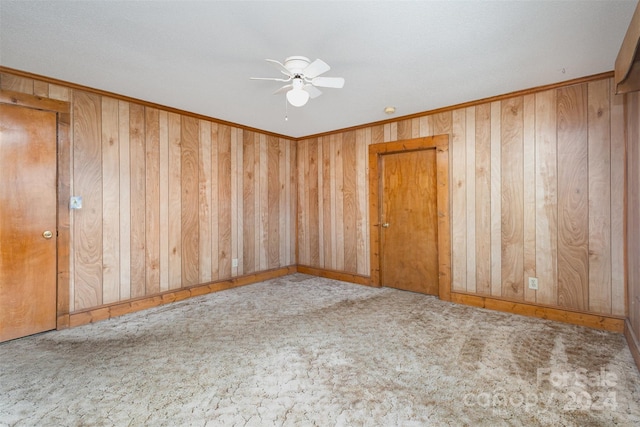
[273, 84, 293, 95]
[265, 59, 293, 76]
[303, 59, 330, 78]
[303, 84, 322, 99]
[311, 76, 345, 89]
[250, 77, 291, 82]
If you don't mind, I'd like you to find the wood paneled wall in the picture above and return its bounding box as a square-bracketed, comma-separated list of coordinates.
[627, 91, 640, 346]
[297, 77, 626, 317]
[0, 69, 628, 320]
[0, 71, 297, 313]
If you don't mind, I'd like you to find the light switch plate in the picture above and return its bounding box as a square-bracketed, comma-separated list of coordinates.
[70, 196, 83, 209]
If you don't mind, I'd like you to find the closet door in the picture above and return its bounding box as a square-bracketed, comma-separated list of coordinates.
[0, 103, 57, 342]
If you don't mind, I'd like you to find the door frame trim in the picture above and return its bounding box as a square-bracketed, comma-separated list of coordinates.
[0, 90, 71, 328]
[368, 135, 451, 301]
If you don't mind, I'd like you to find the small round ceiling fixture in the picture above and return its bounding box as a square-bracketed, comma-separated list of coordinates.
[384, 106, 396, 114]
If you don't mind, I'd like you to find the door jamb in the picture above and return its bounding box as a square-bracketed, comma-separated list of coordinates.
[0, 90, 71, 328]
[368, 135, 451, 301]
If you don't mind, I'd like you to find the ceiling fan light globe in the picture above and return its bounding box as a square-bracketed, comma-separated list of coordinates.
[286, 88, 309, 107]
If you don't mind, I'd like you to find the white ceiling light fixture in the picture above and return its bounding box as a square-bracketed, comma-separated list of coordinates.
[251, 56, 345, 107]
[286, 77, 310, 107]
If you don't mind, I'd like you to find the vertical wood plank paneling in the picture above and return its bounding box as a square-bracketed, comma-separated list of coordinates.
[501, 97, 524, 300]
[181, 116, 199, 286]
[628, 92, 640, 335]
[587, 80, 612, 314]
[199, 120, 212, 283]
[475, 104, 492, 295]
[5, 70, 626, 319]
[329, 136, 338, 269]
[297, 139, 307, 265]
[490, 101, 502, 296]
[236, 129, 244, 276]
[317, 138, 325, 267]
[535, 90, 558, 306]
[292, 80, 620, 316]
[230, 129, 239, 277]
[372, 125, 385, 145]
[397, 119, 412, 141]
[243, 131, 256, 273]
[610, 84, 625, 316]
[159, 111, 169, 292]
[218, 125, 232, 279]
[118, 101, 131, 300]
[210, 124, 220, 280]
[355, 129, 368, 275]
[384, 122, 398, 142]
[258, 134, 268, 271]
[411, 118, 421, 138]
[343, 131, 357, 273]
[129, 103, 146, 298]
[73, 91, 103, 309]
[268, 136, 280, 268]
[323, 137, 333, 268]
[288, 140, 296, 265]
[101, 97, 120, 304]
[145, 108, 160, 295]
[334, 134, 345, 271]
[451, 109, 467, 292]
[279, 138, 288, 267]
[307, 139, 319, 266]
[433, 112, 452, 136]
[167, 113, 182, 289]
[465, 107, 476, 293]
[419, 116, 433, 137]
[523, 94, 537, 303]
[254, 134, 262, 271]
[557, 84, 589, 311]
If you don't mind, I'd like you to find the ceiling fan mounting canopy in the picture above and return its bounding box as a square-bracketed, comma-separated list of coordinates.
[250, 55, 345, 107]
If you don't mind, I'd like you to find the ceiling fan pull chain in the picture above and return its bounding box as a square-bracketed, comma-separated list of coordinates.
[284, 95, 289, 121]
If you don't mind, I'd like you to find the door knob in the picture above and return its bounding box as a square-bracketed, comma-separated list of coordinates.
[42, 230, 53, 239]
[382, 223, 390, 228]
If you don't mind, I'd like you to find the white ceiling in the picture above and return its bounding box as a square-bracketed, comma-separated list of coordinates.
[0, 1, 635, 138]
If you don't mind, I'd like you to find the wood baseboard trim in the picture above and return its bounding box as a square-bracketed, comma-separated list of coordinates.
[624, 320, 640, 372]
[296, 265, 373, 286]
[56, 315, 70, 330]
[451, 292, 624, 332]
[68, 266, 296, 328]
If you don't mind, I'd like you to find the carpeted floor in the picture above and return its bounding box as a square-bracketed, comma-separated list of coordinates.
[1, 274, 639, 426]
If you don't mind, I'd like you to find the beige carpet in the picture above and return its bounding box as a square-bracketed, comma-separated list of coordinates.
[1, 274, 639, 426]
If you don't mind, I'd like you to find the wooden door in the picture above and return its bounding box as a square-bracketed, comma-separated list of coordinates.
[0, 103, 58, 342]
[380, 149, 439, 295]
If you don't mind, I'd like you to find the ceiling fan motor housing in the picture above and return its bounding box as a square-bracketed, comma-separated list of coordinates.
[283, 56, 311, 74]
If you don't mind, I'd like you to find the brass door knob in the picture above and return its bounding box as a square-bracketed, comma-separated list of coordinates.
[382, 223, 390, 228]
[42, 230, 53, 239]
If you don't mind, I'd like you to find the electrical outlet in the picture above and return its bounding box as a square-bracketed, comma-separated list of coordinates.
[528, 277, 539, 290]
[232, 258, 238, 268]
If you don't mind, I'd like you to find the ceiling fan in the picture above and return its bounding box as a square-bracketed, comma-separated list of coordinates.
[251, 56, 345, 107]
